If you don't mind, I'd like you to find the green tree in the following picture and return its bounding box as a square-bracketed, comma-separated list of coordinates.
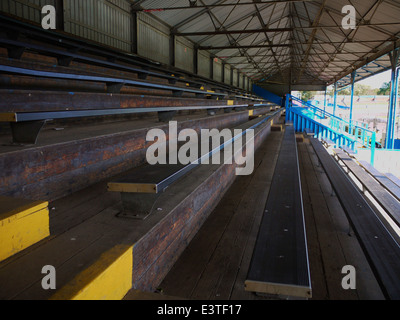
[377, 82, 391, 95]
[301, 91, 314, 101]
[338, 88, 351, 95]
[354, 84, 377, 96]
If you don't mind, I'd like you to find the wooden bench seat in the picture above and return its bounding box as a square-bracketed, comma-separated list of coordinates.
[0, 13, 263, 104]
[245, 125, 312, 299]
[321, 137, 335, 149]
[333, 149, 400, 231]
[0, 65, 228, 98]
[310, 138, 400, 300]
[304, 128, 315, 136]
[385, 173, 400, 188]
[0, 38, 205, 89]
[358, 160, 400, 202]
[0, 103, 254, 144]
[341, 145, 357, 157]
[107, 164, 194, 220]
[108, 110, 282, 220]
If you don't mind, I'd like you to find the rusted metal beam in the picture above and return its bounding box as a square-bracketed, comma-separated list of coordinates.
[296, 0, 327, 83]
[0, 90, 252, 113]
[136, 0, 313, 12]
[173, 22, 400, 37]
[0, 111, 256, 202]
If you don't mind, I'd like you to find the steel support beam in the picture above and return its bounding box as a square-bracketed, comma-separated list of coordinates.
[130, 7, 138, 54]
[138, 0, 313, 12]
[350, 71, 356, 124]
[55, 0, 64, 31]
[333, 82, 338, 117]
[386, 49, 400, 149]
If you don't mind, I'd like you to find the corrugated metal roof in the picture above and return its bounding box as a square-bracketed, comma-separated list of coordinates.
[133, 0, 400, 88]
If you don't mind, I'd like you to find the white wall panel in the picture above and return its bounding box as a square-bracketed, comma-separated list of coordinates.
[198, 51, 210, 78]
[175, 36, 194, 73]
[224, 64, 231, 85]
[64, 0, 131, 52]
[0, 0, 56, 24]
[137, 12, 170, 65]
[213, 57, 222, 82]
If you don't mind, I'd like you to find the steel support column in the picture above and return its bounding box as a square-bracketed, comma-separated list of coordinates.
[169, 34, 175, 67]
[333, 82, 338, 116]
[130, 7, 138, 54]
[386, 49, 400, 149]
[350, 71, 356, 125]
[54, 0, 65, 31]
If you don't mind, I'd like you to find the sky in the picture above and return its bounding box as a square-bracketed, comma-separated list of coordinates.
[324, 69, 392, 92]
[358, 69, 391, 89]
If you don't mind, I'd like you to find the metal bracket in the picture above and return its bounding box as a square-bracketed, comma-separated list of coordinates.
[117, 192, 161, 220]
[138, 72, 148, 80]
[158, 110, 177, 122]
[168, 78, 177, 85]
[7, 45, 25, 59]
[172, 90, 183, 97]
[57, 55, 74, 67]
[106, 82, 125, 94]
[10, 120, 47, 144]
[224, 108, 233, 114]
[234, 106, 247, 112]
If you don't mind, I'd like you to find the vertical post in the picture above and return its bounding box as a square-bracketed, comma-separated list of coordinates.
[210, 56, 214, 80]
[285, 94, 290, 123]
[169, 33, 175, 68]
[386, 49, 400, 149]
[221, 62, 225, 84]
[350, 71, 356, 127]
[371, 132, 376, 166]
[130, 7, 138, 54]
[55, 0, 65, 31]
[324, 85, 327, 117]
[193, 45, 199, 75]
[333, 82, 338, 116]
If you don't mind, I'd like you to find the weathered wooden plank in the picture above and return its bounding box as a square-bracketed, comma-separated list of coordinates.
[245, 126, 311, 299]
[334, 149, 400, 229]
[159, 128, 284, 300]
[129, 112, 282, 292]
[358, 160, 400, 202]
[298, 142, 359, 300]
[304, 141, 385, 300]
[0, 111, 249, 202]
[0, 89, 240, 113]
[385, 173, 400, 188]
[311, 138, 400, 300]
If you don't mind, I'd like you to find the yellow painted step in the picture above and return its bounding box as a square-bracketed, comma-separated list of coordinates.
[0, 196, 49, 262]
[51, 245, 134, 300]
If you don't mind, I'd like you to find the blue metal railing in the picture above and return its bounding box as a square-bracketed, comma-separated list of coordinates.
[286, 94, 377, 165]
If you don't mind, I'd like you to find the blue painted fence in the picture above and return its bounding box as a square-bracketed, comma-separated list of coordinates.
[286, 94, 377, 166]
[252, 85, 283, 106]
